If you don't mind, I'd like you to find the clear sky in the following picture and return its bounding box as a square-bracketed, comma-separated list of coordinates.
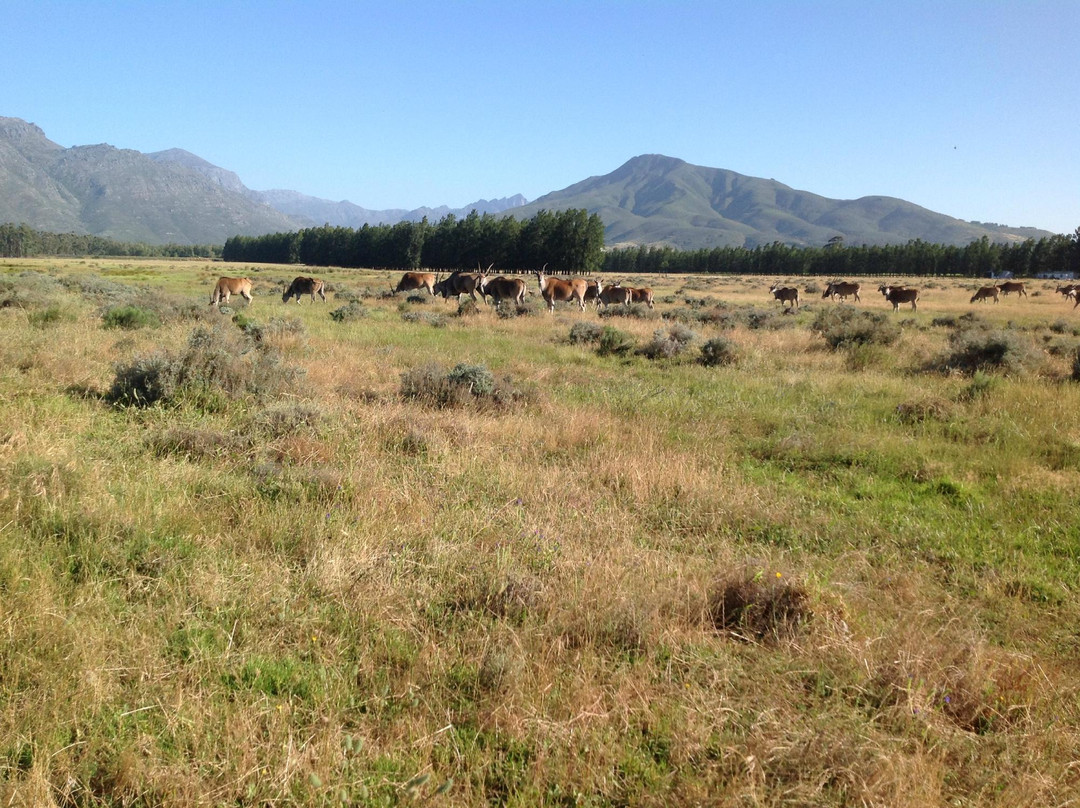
[3, 0, 1078, 234]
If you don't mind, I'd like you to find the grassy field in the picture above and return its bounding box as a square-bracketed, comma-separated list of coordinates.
[1, 258, 1078, 806]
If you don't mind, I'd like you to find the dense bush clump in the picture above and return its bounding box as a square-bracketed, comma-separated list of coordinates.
[699, 336, 739, 367]
[596, 326, 636, 357]
[102, 305, 162, 330]
[400, 362, 527, 409]
[568, 322, 604, 345]
[495, 300, 537, 319]
[812, 305, 902, 348]
[457, 299, 481, 317]
[329, 302, 367, 322]
[638, 324, 697, 359]
[105, 325, 303, 408]
[936, 326, 1043, 375]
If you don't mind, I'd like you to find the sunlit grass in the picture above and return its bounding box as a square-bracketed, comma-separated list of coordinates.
[0, 258, 1078, 805]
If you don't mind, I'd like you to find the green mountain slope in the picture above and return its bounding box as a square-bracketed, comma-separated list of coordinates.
[510, 154, 1051, 249]
[0, 117, 304, 245]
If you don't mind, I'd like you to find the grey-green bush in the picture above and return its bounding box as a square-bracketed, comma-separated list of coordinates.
[699, 336, 739, 367]
[812, 306, 901, 349]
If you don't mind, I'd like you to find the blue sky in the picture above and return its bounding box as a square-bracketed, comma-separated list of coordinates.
[3, 0, 1078, 234]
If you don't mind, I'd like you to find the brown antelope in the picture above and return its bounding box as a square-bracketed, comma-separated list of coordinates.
[627, 286, 655, 308]
[282, 276, 326, 303]
[823, 281, 861, 302]
[1055, 283, 1079, 298]
[534, 267, 589, 313]
[433, 270, 484, 301]
[879, 284, 919, 311]
[210, 277, 253, 307]
[599, 282, 633, 308]
[583, 280, 603, 308]
[996, 281, 1027, 298]
[476, 273, 527, 306]
[769, 283, 800, 309]
[969, 286, 999, 304]
[393, 272, 436, 296]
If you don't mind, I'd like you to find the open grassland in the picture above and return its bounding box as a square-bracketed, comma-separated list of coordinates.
[1, 258, 1079, 806]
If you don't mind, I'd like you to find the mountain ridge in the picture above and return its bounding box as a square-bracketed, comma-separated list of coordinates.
[509, 154, 1049, 249]
[0, 116, 1054, 247]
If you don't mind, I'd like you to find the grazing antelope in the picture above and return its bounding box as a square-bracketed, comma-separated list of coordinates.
[433, 270, 483, 301]
[969, 286, 999, 304]
[996, 281, 1027, 298]
[823, 281, 861, 302]
[879, 284, 919, 311]
[210, 276, 253, 307]
[534, 267, 590, 313]
[583, 280, 603, 308]
[626, 286, 655, 308]
[282, 276, 326, 303]
[393, 272, 436, 296]
[769, 283, 800, 309]
[476, 273, 528, 306]
[599, 282, 633, 308]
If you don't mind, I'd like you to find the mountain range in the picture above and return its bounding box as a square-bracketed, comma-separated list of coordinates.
[0, 115, 1053, 249]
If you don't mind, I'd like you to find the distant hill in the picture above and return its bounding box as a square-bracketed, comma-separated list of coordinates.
[243, 189, 528, 229]
[0, 117, 1054, 248]
[0, 118, 305, 244]
[509, 154, 1053, 249]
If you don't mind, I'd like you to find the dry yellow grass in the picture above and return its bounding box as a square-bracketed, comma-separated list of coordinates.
[0, 258, 1078, 806]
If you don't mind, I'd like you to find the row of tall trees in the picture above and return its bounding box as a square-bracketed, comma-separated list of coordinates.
[0, 223, 221, 259]
[603, 232, 1080, 278]
[223, 209, 607, 274]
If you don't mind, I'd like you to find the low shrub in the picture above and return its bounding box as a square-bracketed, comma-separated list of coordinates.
[958, 370, 999, 401]
[599, 302, 656, 320]
[102, 305, 161, 330]
[329, 302, 367, 322]
[105, 325, 303, 408]
[896, 397, 954, 424]
[59, 274, 139, 306]
[28, 304, 76, 328]
[812, 305, 901, 349]
[707, 563, 811, 641]
[936, 326, 1042, 375]
[596, 326, 636, 357]
[495, 300, 536, 319]
[400, 362, 528, 409]
[568, 321, 604, 345]
[0, 271, 65, 309]
[446, 363, 495, 397]
[400, 311, 448, 328]
[457, 299, 481, 318]
[638, 324, 696, 359]
[699, 336, 739, 367]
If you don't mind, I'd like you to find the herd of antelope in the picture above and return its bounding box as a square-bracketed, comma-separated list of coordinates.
[385, 264, 654, 314]
[211, 271, 1076, 316]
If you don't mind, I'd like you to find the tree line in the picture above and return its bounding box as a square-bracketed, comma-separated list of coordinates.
[5, 216, 1077, 281]
[603, 231, 1080, 278]
[222, 209, 607, 273]
[0, 223, 221, 259]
